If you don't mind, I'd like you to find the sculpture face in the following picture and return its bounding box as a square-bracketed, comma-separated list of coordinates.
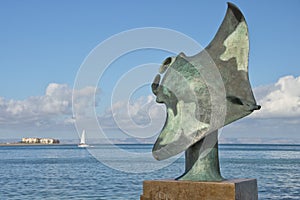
[152, 54, 217, 160]
[151, 3, 260, 161]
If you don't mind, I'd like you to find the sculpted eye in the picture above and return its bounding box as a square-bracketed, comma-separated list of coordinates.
[163, 57, 172, 65]
[160, 57, 175, 74]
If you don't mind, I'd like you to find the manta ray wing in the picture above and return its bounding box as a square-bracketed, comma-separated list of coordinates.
[204, 2, 260, 124]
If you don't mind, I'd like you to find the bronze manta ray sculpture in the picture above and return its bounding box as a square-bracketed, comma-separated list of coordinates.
[151, 3, 260, 181]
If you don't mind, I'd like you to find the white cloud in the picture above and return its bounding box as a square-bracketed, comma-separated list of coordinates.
[253, 75, 300, 118]
[221, 75, 300, 141]
[0, 83, 99, 131]
[98, 95, 166, 137]
[72, 86, 99, 117]
[97, 75, 300, 138]
[1, 75, 299, 140]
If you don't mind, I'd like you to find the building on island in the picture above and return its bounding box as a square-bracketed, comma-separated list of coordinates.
[21, 137, 60, 144]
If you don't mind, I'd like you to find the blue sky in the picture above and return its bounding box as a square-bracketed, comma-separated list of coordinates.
[0, 0, 300, 142]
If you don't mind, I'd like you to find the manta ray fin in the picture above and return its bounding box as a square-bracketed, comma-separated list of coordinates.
[204, 2, 260, 124]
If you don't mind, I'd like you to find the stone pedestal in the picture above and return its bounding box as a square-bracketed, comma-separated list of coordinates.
[140, 179, 257, 200]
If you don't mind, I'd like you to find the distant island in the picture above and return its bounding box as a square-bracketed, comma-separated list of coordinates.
[21, 137, 60, 144]
[0, 137, 60, 146]
[0, 137, 299, 146]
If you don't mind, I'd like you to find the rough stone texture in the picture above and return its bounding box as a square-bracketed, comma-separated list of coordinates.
[140, 179, 258, 200]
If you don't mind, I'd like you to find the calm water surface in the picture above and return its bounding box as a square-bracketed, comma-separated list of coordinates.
[0, 144, 299, 199]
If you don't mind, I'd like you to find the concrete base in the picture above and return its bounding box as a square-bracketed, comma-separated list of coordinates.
[140, 179, 258, 200]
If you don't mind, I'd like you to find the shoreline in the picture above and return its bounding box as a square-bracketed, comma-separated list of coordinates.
[1, 143, 299, 147]
[0, 143, 68, 147]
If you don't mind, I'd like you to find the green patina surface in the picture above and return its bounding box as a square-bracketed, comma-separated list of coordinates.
[220, 21, 249, 72]
[151, 3, 260, 181]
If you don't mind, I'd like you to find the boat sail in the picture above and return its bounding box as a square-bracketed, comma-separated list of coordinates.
[78, 129, 89, 147]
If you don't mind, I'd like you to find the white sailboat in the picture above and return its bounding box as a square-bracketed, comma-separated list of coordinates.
[78, 129, 89, 148]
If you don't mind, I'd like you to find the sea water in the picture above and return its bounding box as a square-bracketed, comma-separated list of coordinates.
[0, 144, 299, 199]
